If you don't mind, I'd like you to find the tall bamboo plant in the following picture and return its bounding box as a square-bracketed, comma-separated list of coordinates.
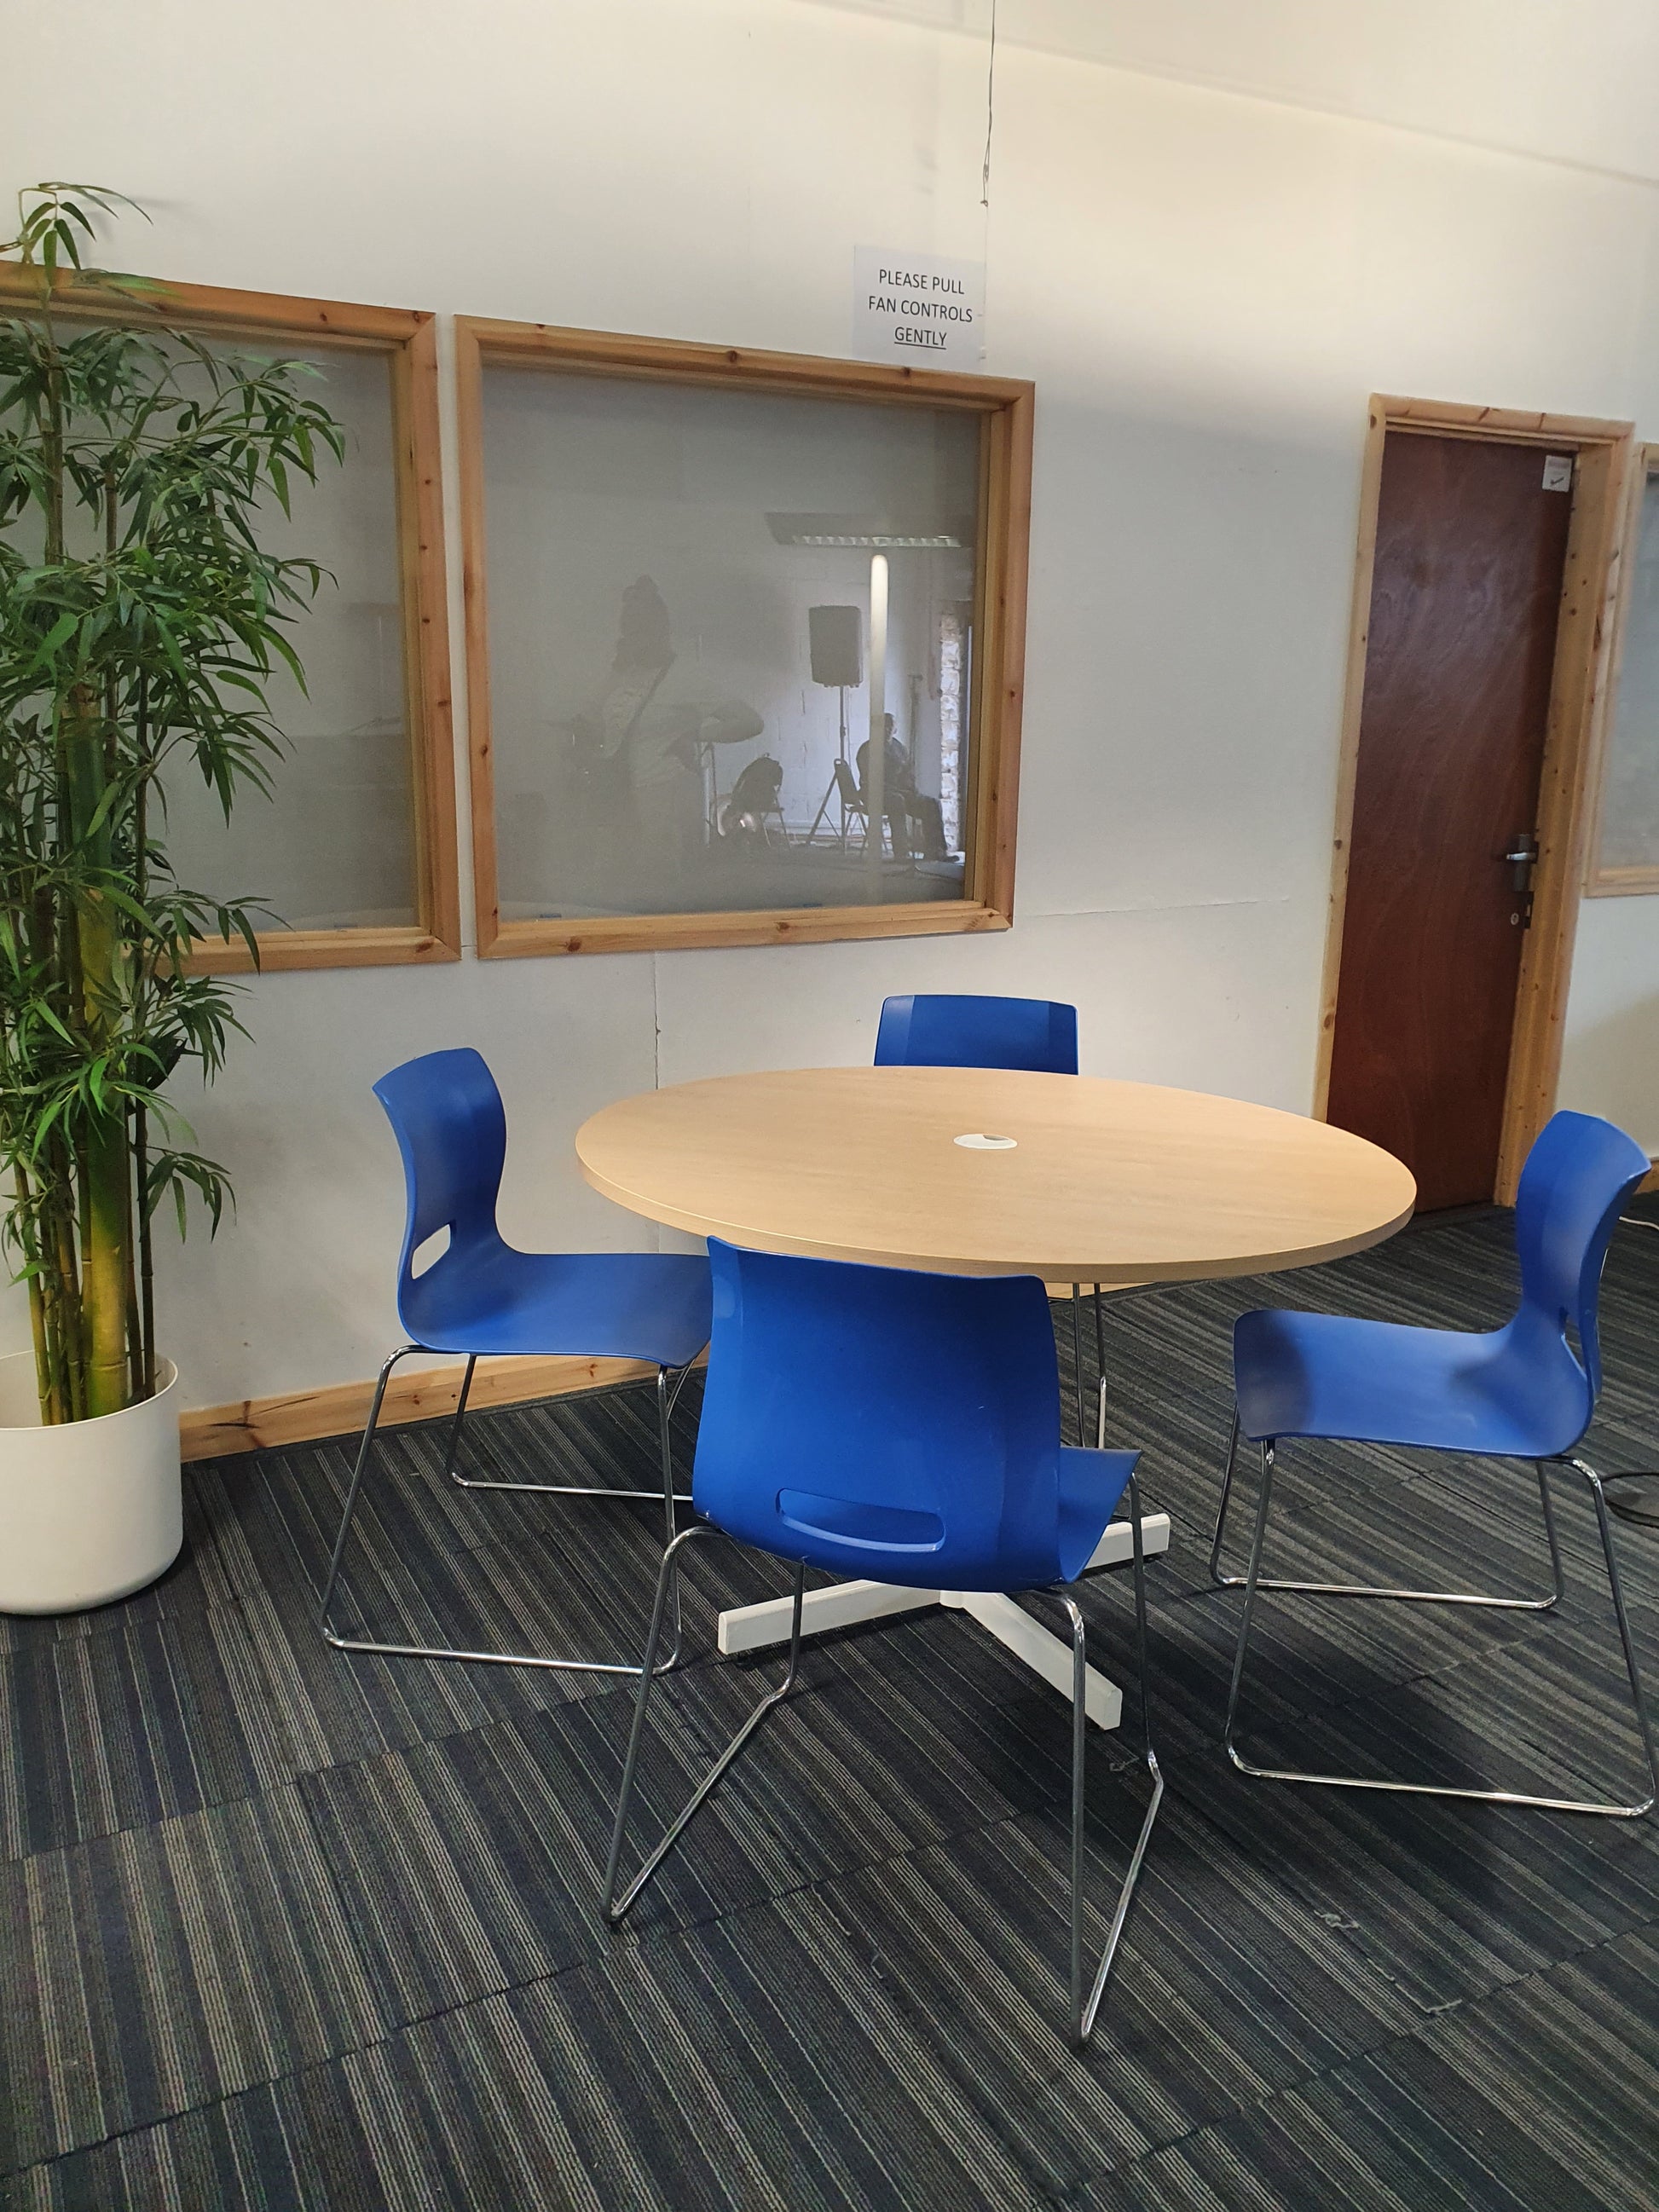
[0, 182, 344, 1422]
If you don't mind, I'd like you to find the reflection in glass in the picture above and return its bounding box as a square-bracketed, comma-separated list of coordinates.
[481, 370, 981, 920]
[1600, 475, 1659, 874]
[163, 344, 418, 931]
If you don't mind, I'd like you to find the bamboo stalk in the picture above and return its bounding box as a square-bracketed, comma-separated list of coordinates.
[65, 670, 133, 1420]
[30, 274, 82, 1426]
[124, 1101, 141, 1401]
[46, 1171, 85, 1422]
[79, 1106, 131, 1419]
[135, 1101, 155, 1399]
[13, 1165, 58, 1424]
[133, 682, 156, 1401]
[42, 1261, 72, 1426]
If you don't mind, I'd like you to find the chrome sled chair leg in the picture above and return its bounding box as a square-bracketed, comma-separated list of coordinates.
[1036, 1467, 1165, 2045]
[319, 1343, 691, 1676]
[1222, 1441, 1657, 1818]
[1210, 1410, 1565, 1611]
[604, 1471, 1166, 2049]
[604, 1526, 806, 1922]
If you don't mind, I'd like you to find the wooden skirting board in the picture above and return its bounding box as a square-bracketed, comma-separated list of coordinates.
[177, 1288, 1144, 1460]
[180, 1352, 675, 1461]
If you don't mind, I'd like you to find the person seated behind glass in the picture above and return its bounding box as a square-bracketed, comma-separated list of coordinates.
[854, 715, 947, 862]
[718, 753, 786, 852]
[631, 698, 765, 870]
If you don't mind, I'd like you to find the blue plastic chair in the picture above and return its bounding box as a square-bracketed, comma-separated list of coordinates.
[602, 1239, 1162, 2046]
[875, 992, 1078, 1076]
[320, 1049, 712, 1676]
[1212, 1109, 1657, 1816]
[874, 992, 1099, 1441]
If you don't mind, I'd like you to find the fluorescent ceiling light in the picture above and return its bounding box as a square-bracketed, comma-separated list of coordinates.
[766, 511, 970, 548]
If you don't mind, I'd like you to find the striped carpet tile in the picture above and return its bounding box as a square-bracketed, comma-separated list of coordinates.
[0, 1782, 380, 2174]
[0, 1606, 292, 1861]
[1401, 1926, 1659, 2206]
[810, 1801, 1428, 2193]
[4, 1903, 1050, 2212]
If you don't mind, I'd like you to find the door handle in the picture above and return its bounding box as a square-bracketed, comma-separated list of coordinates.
[1501, 832, 1539, 893]
[1501, 831, 1539, 923]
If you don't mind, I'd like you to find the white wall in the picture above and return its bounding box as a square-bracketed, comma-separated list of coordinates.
[8, 0, 1659, 1408]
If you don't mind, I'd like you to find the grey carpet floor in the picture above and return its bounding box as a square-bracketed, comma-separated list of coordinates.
[3, 1203, 1659, 2209]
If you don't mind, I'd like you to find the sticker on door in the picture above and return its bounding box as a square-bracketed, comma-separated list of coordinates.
[1542, 453, 1574, 492]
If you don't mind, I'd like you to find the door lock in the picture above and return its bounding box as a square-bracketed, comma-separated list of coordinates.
[1502, 831, 1540, 926]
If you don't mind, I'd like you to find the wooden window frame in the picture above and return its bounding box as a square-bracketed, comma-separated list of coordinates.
[1584, 442, 1659, 897]
[0, 263, 462, 973]
[454, 316, 1034, 958]
[1315, 395, 1634, 1203]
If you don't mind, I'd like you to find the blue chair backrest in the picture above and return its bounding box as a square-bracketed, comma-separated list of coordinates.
[1511, 1109, 1649, 1403]
[693, 1240, 1070, 1591]
[875, 993, 1078, 1075]
[373, 1048, 509, 1326]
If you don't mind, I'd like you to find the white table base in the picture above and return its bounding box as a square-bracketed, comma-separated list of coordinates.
[714, 1511, 1171, 1733]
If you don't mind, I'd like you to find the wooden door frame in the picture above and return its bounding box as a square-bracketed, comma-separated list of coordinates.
[1583, 442, 1659, 894]
[1314, 395, 1635, 1203]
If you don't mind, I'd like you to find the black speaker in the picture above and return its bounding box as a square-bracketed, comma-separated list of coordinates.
[808, 605, 862, 688]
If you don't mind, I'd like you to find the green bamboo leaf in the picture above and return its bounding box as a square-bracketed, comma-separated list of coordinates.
[21, 608, 80, 676]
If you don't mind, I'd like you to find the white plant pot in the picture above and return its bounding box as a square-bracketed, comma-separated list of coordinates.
[0, 1350, 182, 1614]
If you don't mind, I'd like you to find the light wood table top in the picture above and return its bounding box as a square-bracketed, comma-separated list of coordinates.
[575, 1066, 1415, 1284]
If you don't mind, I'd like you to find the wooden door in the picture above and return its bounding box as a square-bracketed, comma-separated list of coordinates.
[1327, 432, 1573, 1210]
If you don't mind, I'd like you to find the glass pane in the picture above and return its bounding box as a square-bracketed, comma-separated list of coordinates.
[164, 343, 419, 931]
[481, 367, 982, 921]
[1598, 474, 1659, 873]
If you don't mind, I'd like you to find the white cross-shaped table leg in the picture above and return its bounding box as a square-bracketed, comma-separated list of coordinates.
[713, 1512, 1171, 1732]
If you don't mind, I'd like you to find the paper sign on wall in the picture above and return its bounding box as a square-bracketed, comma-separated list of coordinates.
[853, 247, 986, 369]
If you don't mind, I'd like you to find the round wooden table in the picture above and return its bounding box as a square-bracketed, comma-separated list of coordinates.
[575, 1066, 1416, 1284]
[575, 1066, 1416, 1726]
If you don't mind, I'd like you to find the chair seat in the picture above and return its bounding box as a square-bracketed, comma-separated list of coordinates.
[402, 1248, 712, 1368]
[1234, 1307, 1589, 1458]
